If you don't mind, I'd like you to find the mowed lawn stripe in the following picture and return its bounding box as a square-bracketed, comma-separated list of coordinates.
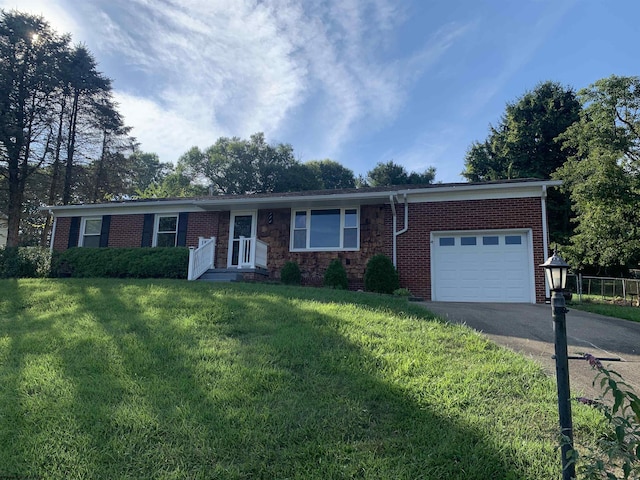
[0, 279, 600, 479]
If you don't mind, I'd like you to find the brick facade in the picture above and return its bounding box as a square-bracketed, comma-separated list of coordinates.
[108, 215, 145, 247]
[51, 194, 547, 302]
[394, 197, 546, 302]
[52, 217, 72, 251]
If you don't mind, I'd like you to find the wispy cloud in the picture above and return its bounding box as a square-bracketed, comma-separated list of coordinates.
[3, 0, 472, 165]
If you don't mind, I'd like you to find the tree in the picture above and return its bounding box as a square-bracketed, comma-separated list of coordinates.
[306, 159, 355, 189]
[0, 11, 69, 246]
[61, 44, 111, 205]
[364, 161, 435, 187]
[462, 81, 582, 243]
[555, 75, 640, 273]
[178, 133, 316, 195]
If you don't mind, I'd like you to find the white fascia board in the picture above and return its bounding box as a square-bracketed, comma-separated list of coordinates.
[192, 191, 394, 210]
[43, 180, 563, 216]
[45, 200, 202, 217]
[400, 180, 562, 203]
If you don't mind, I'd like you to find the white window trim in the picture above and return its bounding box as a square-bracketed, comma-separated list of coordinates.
[153, 214, 179, 247]
[79, 216, 102, 247]
[290, 207, 360, 252]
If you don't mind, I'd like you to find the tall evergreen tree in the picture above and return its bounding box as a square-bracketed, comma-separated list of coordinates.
[0, 10, 69, 246]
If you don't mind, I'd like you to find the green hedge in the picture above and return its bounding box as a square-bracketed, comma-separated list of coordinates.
[51, 247, 189, 279]
[0, 247, 51, 278]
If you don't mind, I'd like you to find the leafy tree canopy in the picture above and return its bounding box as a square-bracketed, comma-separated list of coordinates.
[554, 75, 640, 272]
[177, 133, 301, 195]
[305, 159, 356, 189]
[462, 81, 581, 181]
[363, 161, 435, 187]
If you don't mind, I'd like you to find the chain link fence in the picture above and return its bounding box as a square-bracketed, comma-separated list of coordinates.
[567, 274, 640, 304]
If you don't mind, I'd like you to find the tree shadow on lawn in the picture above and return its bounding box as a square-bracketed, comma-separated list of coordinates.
[0, 279, 554, 479]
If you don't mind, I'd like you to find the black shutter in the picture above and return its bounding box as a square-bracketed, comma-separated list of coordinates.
[177, 212, 189, 247]
[99, 215, 111, 247]
[141, 214, 154, 247]
[68, 217, 80, 248]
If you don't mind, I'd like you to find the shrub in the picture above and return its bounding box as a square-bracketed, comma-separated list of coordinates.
[393, 288, 412, 297]
[571, 353, 640, 479]
[323, 259, 348, 290]
[0, 247, 51, 278]
[51, 247, 189, 279]
[280, 261, 302, 285]
[364, 254, 399, 294]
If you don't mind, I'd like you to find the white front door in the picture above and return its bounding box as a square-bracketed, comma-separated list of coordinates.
[228, 211, 257, 268]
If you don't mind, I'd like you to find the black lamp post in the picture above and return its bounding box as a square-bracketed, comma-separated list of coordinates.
[541, 249, 575, 480]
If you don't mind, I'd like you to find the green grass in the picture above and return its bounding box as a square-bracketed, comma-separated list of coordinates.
[0, 279, 601, 479]
[570, 296, 640, 323]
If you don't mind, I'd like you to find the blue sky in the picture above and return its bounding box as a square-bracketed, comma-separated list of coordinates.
[3, 0, 638, 183]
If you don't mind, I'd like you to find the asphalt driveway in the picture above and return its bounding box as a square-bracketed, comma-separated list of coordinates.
[419, 302, 640, 399]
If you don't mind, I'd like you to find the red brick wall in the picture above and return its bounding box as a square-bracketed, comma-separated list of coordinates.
[109, 215, 145, 247]
[53, 217, 73, 251]
[186, 212, 219, 247]
[395, 197, 546, 302]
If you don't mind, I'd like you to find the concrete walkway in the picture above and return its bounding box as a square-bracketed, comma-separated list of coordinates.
[419, 302, 640, 399]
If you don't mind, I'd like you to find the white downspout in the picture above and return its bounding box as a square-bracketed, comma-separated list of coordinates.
[390, 193, 409, 267]
[390, 195, 397, 266]
[49, 211, 57, 254]
[541, 185, 550, 299]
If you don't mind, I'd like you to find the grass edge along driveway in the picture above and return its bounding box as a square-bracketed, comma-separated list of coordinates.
[0, 279, 601, 479]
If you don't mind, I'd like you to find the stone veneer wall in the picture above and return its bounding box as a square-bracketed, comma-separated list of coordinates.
[256, 205, 392, 290]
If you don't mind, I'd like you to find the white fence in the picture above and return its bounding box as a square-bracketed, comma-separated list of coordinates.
[187, 236, 216, 281]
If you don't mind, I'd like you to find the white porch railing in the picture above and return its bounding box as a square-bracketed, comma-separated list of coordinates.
[238, 236, 268, 269]
[188, 236, 216, 280]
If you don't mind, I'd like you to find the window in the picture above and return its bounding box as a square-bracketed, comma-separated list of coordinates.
[483, 236, 499, 245]
[439, 237, 455, 246]
[80, 217, 102, 247]
[291, 208, 359, 251]
[505, 235, 522, 245]
[461, 237, 476, 246]
[154, 215, 178, 247]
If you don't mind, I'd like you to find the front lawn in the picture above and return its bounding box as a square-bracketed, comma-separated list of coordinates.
[0, 279, 599, 479]
[570, 296, 640, 323]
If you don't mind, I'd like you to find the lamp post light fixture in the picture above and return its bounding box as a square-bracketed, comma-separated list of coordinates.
[540, 249, 575, 480]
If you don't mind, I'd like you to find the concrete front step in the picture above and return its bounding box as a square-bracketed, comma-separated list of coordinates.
[197, 268, 268, 282]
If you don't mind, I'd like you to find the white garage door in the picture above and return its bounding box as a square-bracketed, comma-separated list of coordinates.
[431, 230, 534, 303]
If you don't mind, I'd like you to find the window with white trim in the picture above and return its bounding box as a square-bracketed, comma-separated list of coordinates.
[80, 217, 102, 247]
[291, 208, 359, 251]
[154, 215, 178, 247]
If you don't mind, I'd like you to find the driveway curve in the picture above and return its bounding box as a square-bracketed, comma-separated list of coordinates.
[419, 302, 640, 399]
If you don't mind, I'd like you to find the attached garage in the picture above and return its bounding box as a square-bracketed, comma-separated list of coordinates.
[431, 229, 535, 303]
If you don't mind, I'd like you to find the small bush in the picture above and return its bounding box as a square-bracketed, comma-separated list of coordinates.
[393, 288, 411, 297]
[323, 259, 348, 290]
[364, 254, 399, 294]
[0, 247, 51, 278]
[51, 247, 189, 279]
[280, 261, 302, 285]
